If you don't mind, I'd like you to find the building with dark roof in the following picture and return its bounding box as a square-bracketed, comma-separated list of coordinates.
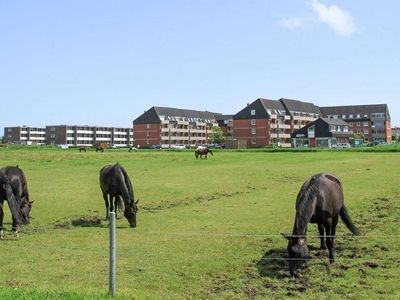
[215, 115, 233, 142]
[320, 104, 392, 143]
[291, 118, 353, 148]
[233, 98, 321, 147]
[132, 106, 221, 148]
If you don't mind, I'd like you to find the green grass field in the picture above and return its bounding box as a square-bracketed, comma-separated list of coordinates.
[0, 147, 399, 299]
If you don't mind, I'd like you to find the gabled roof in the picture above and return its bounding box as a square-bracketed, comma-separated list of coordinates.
[320, 104, 390, 120]
[279, 98, 321, 115]
[259, 98, 286, 113]
[133, 106, 222, 124]
[215, 114, 233, 121]
[320, 117, 349, 126]
[233, 98, 285, 119]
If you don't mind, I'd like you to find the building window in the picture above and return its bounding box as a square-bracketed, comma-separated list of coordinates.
[356, 122, 361, 126]
[344, 126, 349, 132]
[147, 124, 150, 129]
[349, 114, 353, 118]
[331, 125, 336, 132]
[251, 119, 256, 125]
[363, 121, 369, 127]
[357, 114, 361, 118]
[349, 122, 353, 126]
[364, 129, 369, 135]
[251, 137, 256, 144]
[251, 109, 255, 116]
[342, 115, 346, 119]
[251, 128, 256, 135]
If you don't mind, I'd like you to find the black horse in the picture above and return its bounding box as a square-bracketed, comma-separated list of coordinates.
[0, 166, 33, 239]
[99, 163, 138, 227]
[195, 146, 213, 159]
[283, 173, 359, 276]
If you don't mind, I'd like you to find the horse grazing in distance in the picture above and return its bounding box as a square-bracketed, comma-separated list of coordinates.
[99, 163, 138, 228]
[195, 146, 213, 159]
[79, 146, 87, 152]
[0, 166, 33, 239]
[95, 142, 108, 152]
[283, 173, 359, 276]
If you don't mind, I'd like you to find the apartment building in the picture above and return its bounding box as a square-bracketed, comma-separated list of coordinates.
[45, 125, 133, 147]
[3, 126, 46, 145]
[233, 98, 321, 147]
[132, 106, 221, 148]
[319, 104, 392, 143]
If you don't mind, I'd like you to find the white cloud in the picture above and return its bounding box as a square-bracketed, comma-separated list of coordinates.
[277, 0, 357, 37]
[277, 17, 307, 29]
[309, 0, 357, 36]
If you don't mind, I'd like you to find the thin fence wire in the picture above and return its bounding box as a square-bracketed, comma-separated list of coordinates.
[7, 225, 400, 238]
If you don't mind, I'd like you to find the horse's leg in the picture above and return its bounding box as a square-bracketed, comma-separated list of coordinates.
[324, 218, 334, 263]
[110, 195, 115, 214]
[330, 216, 339, 262]
[0, 202, 4, 240]
[103, 192, 109, 220]
[317, 222, 326, 250]
[11, 216, 19, 238]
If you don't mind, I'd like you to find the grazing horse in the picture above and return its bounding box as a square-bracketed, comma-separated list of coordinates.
[195, 146, 213, 159]
[95, 142, 108, 152]
[79, 146, 87, 152]
[283, 173, 359, 276]
[99, 163, 138, 227]
[0, 166, 33, 239]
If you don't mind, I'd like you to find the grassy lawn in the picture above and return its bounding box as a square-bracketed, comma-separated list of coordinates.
[0, 147, 399, 299]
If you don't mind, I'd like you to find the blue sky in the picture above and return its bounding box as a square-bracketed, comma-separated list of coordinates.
[1, 0, 399, 134]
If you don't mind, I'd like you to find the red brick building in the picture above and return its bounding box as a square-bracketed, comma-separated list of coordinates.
[133, 106, 221, 148]
[233, 98, 321, 147]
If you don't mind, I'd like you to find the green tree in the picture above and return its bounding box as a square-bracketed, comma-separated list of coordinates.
[209, 126, 226, 144]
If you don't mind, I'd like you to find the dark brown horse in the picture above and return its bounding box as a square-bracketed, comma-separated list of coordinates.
[99, 163, 138, 227]
[0, 166, 33, 239]
[283, 173, 359, 276]
[195, 146, 213, 159]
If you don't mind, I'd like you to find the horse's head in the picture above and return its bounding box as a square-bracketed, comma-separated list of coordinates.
[283, 234, 309, 276]
[124, 199, 139, 228]
[20, 198, 33, 225]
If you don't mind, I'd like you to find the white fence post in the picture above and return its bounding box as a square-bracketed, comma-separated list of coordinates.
[109, 212, 116, 297]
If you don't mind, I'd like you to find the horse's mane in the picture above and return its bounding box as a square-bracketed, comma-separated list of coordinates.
[293, 174, 322, 235]
[116, 163, 135, 206]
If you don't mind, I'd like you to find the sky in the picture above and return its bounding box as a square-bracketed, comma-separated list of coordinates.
[1, 0, 399, 134]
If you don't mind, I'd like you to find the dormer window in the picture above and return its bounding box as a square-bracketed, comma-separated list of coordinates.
[251, 109, 255, 116]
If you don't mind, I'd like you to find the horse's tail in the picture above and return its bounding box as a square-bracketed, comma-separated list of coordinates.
[208, 149, 213, 156]
[339, 205, 360, 235]
[3, 180, 24, 225]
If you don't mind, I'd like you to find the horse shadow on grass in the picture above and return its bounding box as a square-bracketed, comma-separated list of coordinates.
[256, 245, 321, 279]
[256, 247, 288, 279]
[69, 215, 106, 228]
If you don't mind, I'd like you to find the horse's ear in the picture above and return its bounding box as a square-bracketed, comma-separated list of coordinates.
[29, 201, 34, 204]
[281, 233, 290, 240]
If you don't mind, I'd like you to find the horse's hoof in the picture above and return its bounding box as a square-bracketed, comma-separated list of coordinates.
[0, 230, 4, 240]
